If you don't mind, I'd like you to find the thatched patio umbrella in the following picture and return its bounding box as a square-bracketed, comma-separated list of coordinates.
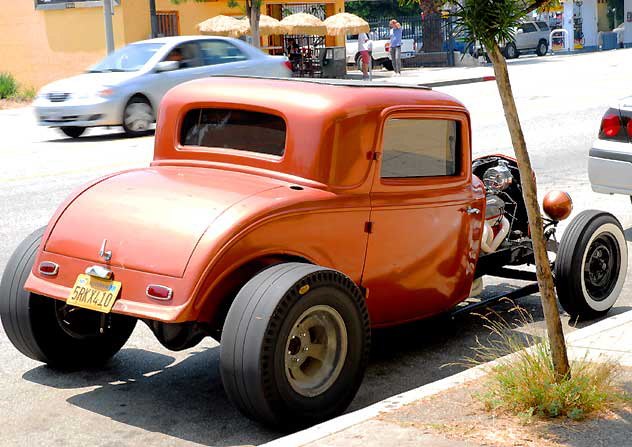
[323, 12, 370, 36]
[279, 13, 327, 35]
[238, 14, 284, 36]
[197, 15, 244, 37]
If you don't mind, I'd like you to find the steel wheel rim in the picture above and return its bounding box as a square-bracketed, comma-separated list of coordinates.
[54, 301, 102, 339]
[284, 304, 348, 397]
[583, 233, 620, 301]
[124, 102, 152, 131]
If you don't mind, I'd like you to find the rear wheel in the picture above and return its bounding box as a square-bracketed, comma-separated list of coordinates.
[0, 227, 136, 368]
[555, 210, 627, 320]
[59, 126, 85, 139]
[536, 40, 548, 56]
[382, 59, 394, 71]
[122, 96, 153, 137]
[220, 263, 370, 428]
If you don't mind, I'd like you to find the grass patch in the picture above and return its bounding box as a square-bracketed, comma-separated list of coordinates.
[0, 72, 19, 99]
[469, 305, 623, 421]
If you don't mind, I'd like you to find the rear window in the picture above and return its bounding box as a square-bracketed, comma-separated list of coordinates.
[180, 109, 286, 156]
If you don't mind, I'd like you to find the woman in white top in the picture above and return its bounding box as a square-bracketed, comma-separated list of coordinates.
[357, 32, 371, 80]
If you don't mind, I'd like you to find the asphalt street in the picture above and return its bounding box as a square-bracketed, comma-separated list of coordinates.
[2, 49, 632, 446]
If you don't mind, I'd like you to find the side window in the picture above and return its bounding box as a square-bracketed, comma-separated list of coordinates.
[536, 21, 549, 31]
[519, 23, 537, 33]
[163, 42, 200, 69]
[381, 118, 459, 178]
[199, 40, 248, 66]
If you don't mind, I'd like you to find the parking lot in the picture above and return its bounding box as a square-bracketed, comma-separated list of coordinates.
[2, 49, 632, 446]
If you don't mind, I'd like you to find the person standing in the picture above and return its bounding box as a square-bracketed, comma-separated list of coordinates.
[389, 19, 403, 76]
[357, 31, 371, 81]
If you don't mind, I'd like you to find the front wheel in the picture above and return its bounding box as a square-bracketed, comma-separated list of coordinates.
[220, 263, 370, 428]
[0, 227, 137, 368]
[504, 42, 518, 59]
[555, 210, 627, 320]
[122, 96, 154, 137]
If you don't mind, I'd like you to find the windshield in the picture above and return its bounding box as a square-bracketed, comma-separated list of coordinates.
[88, 43, 164, 73]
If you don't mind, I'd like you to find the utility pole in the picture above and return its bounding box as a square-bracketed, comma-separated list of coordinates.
[149, 0, 158, 38]
[103, 0, 115, 55]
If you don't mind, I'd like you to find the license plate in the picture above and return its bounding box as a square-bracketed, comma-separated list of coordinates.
[67, 274, 121, 313]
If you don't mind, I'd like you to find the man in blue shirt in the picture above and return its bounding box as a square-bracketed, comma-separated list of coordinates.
[389, 19, 403, 76]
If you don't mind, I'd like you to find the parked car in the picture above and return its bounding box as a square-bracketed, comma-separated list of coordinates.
[474, 20, 550, 59]
[33, 36, 291, 138]
[1, 77, 626, 429]
[588, 98, 632, 197]
[346, 31, 415, 70]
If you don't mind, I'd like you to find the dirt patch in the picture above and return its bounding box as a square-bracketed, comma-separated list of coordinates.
[377, 367, 632, 447]
[0, 99, 32, 110]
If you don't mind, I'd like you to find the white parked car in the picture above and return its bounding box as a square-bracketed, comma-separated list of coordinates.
[346, 31, 415, 71]
[34, 36, 291, 138]
[588, 98, 632, 197]
[474, 21, 550, 59]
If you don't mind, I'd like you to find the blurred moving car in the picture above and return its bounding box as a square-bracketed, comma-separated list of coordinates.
[473, 21, 550, 59]
[588, 97, 632, 197]
[34, 36, 292, 138]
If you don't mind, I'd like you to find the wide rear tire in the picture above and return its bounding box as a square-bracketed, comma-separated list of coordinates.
[555, 210, 627, 320]
[0, 227, 136, 368]
[220, 263, 370, 428]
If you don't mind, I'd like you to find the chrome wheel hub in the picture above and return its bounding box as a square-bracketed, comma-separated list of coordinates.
[285, 305, 348, 397]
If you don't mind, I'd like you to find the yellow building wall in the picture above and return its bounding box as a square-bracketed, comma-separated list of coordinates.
[2, 0, 344, 90]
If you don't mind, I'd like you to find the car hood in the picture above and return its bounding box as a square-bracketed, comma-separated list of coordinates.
[41, 72, 139, 93]
[44, 167, 283, 278]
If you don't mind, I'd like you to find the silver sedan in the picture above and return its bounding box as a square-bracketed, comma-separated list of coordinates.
[34, 36, 292, 138]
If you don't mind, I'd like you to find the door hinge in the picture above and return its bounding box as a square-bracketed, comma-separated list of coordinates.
[364, 221, 374, 234]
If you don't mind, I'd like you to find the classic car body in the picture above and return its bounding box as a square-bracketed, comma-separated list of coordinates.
[2, 77, 627, 428]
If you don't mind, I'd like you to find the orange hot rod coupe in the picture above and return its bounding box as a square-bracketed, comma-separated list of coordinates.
[1, 78, 627, 428]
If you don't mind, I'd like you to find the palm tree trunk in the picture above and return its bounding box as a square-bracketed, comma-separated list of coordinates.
[487, 42, 570, 381]
[249, 3, 261, 49]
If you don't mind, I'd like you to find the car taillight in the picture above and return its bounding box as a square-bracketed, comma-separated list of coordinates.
[39, 261, 59, 276]
[601, 114, 621, 138]
[413, 41, 417, 51]
[283, 60, 292, 71]
[146, 285, 173, 301]
[385, 43, 390, 52]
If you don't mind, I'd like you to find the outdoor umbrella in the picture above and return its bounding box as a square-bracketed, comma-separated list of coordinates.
[197, 15, 244, 37]
[279, 13, 327, 36]
[323, 12, 370, 36]
[239, 14, 284, 35]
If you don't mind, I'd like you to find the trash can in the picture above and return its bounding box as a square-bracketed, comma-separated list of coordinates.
[601, 32, 618, 50]
[320, 46, 346, 79]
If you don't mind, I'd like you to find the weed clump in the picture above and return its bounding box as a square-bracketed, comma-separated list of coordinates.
[470, 306, 622, 421]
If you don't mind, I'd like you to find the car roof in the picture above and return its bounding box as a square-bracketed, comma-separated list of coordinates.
[132, 35, 242, 46]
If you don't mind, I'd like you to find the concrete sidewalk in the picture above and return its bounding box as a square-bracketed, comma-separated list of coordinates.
[262, 310, 632, 447]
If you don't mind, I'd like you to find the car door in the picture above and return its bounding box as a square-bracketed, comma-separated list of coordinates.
[197, 39, 253, 76]
[361, 110, 485, 326]
[147, 41, 208, 104]
[517, 22, 538, 50]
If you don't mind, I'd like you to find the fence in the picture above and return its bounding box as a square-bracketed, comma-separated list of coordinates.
[365, 14, 457, 67]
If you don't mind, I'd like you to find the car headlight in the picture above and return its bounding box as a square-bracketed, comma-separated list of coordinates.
[73, 87, 115, 100]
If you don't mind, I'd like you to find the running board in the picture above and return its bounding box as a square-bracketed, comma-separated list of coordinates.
[449, 282, 539, 318]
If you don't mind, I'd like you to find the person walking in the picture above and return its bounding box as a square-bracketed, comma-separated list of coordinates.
[357, 31, 371, 81]
[389, 19, 403, 76]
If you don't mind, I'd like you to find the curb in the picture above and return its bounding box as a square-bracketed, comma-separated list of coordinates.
[423, 76, 496, 88]
[260, 309, 632, 447]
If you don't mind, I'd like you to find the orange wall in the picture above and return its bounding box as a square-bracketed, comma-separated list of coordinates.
[2, 0, 344, 90]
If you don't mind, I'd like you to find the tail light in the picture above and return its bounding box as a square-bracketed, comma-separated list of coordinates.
[146, 285, 173, 301]
[283, 60, 292, 71]
[599, 108, 631, 142]
[385, 42, 390, 52]
[413, 41, 417, 51]
[39, 261, 59, 276]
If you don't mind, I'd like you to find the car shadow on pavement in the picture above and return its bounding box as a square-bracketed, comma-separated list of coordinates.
[43, 130, 154, 143]
[22, 347, 283, 446]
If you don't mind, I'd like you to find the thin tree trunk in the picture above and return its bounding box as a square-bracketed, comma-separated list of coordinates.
[487, 42, 570, 381]
[249, 2, 261, 49]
